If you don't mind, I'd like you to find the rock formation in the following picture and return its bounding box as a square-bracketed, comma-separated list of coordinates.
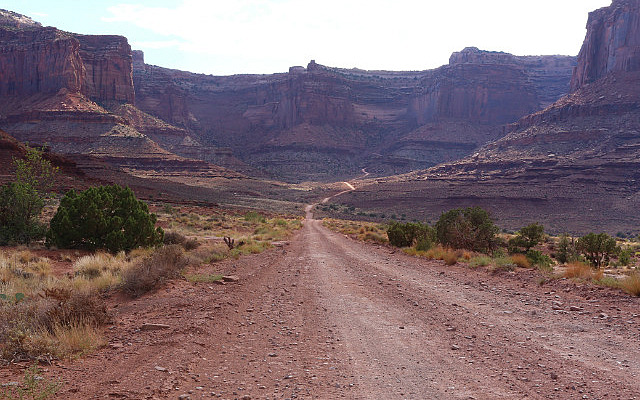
[133, 50, 575, 181]
[0, 11, 245, 191]
[571, 0, 640, 91]
[339, 0, 640, 234]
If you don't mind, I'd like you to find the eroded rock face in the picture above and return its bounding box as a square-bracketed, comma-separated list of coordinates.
[0, 28, 83, 97]
[0, 13, 240, 186]
[133, 50, 576, 181]
[76, 35, 134, 103]
[0, 12, 133, 103]
[343, 2, 640, 234]
[571, 0, 640, 91]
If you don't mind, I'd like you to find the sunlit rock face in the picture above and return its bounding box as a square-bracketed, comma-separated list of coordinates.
[571, 0, 640, 91]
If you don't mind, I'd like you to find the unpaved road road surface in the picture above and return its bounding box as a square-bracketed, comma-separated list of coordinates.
[3, 210, 640, 399]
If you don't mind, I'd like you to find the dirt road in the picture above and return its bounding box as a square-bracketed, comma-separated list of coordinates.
[10, 210, 640, 399]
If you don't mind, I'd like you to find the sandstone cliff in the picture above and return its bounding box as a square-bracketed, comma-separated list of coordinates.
[571, 0, 640, 91]
[0, 12, 133, 103]
[0, 11, 244, 189]
[340, 1, 640, 234]
[133, 50, 576, 181]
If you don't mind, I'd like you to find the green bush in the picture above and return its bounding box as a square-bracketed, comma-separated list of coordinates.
[576, 232, 619, 268]
[435, 207, 498, 253]
[618, 249, 632, 266]
[556, 233, 578, 264]
[47, 185, 163, 253]
[386, 221, 434, 248]
[0, 183, 46, 245]
[526, 249, 553, 270]
[508, 223, 544, 253]
[0, 146, 58, 245]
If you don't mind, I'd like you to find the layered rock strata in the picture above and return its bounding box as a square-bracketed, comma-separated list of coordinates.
[133, 50, 576, 181]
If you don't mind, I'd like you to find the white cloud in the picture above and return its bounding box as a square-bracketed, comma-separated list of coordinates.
[129, 39, 184, 50]
[104, 0, 612, 75]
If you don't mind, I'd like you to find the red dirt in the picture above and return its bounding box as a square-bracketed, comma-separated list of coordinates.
[2, 210, 640, 399]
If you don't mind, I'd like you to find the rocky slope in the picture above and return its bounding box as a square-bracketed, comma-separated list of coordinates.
[133, 50, 576, 181]
[337, 0, 640, 234]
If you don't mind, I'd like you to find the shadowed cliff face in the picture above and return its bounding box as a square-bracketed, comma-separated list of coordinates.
[133, 50, 576, 182]
[571, 0, 640, 91]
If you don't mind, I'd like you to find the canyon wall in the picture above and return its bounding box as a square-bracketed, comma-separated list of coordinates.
[571, 0, 640, 91]
[345, 0, 640, 233]
[0, 12, 133, 103]
[133, 50, 576, 180]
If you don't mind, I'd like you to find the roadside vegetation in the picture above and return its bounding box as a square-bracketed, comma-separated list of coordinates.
[323, 207, 640, 296]
[0, 147, 303, 368]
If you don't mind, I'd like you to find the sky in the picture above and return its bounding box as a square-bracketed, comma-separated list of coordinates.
[3, 0, 612, 76]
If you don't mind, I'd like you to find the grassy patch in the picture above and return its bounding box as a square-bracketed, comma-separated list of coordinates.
[488, 256, 516, 272]
[184, 273, 223, 283]
[621, 273, 640, 296]
[468, 255, 491, 268]
[563, 262, 602, 280]
[1, 364, 60, 399]
[323, 218, 388, 244]
[511, 254, 531, 268]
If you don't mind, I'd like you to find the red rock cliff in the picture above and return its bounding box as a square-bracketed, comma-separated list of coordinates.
[0, 11, 134, 103]
[0, 27, 84, 97]
[571, 0, 640, 91]
[133, 49, 576, 180]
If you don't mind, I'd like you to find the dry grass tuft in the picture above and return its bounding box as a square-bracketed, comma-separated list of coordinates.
[443, 251, 458, 266]
[621, 273, 640, 296]
[563, 262, 602, 280]
[121, 245, 188, 297]
[511, 254, 531, 268]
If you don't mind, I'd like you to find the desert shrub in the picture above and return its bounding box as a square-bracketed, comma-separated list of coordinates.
[47, 185, 164, 253]
[387, 221, 434, 248]
[415, 239, 433, 252]
[468, 255, 491, 268]
[182, 238, 200, 251]
[244, 211, 266, 223]
[163, 231, 186, 245]
[0, 183, 47, 246]
[508, 223, 544, 253]
[510, 254, 531, 268]
[526, 249, 553, 269]
[121, 245, 188, 297]
[0, 290, 108, 361]
[442, 250, 458, 266]
[617, 249, 632, 267]
[556, 234, 578, 264]
[564, 262, 602, 280]
[39, 291, 109, 333]
[621, 273, 640, 296]
[0, 147, 58, 246]
[576, 232, 619, 268]
[435, 207, 498, 253]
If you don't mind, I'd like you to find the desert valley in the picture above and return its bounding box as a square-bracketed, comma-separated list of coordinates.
[1, 1, 640, 399]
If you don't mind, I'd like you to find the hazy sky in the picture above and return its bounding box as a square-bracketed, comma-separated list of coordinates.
[3, 0, 612, 75]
